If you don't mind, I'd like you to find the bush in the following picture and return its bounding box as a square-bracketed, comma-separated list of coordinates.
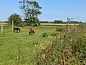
[42, 32, 48, 37]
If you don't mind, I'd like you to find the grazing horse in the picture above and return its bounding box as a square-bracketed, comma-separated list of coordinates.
[14, 27, 20, 32]
[29, 28, 35, 34]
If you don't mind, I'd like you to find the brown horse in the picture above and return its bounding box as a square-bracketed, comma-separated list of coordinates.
[29, 28, 35, 34]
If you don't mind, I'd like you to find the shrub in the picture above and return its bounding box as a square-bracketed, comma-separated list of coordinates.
[42, 32, 48, 37]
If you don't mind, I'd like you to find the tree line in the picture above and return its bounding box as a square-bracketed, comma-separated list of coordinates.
[41, 20, 82, 24]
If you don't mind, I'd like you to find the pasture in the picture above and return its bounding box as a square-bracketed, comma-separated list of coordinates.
[0, 25, 56, 65]
[0, 24, 86, 65]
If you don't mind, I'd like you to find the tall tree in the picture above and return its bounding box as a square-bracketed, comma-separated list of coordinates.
[8, 13, 22, 26]
[19, 0, 42, 26]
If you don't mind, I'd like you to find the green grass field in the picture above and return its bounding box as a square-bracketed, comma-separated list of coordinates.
[0, 25, 57, 65]
[0, 24, 86, 65]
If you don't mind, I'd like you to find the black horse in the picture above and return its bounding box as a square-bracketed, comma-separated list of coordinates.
[14, 27, 20, 32]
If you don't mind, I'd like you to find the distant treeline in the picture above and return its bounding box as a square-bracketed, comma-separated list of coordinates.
[0, 20, 83, 25]
[40, 20, 82, 23]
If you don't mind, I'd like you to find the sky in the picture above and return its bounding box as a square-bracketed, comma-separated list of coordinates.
[0, 0, 86, 22]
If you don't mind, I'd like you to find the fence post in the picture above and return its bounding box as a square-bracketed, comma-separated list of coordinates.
[12, 21, 14, 33]
[1, 22, 3, 34]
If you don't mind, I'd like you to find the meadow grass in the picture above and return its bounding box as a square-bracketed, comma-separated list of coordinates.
[0, 25, 56, 65]
[0, 24, 85, 65]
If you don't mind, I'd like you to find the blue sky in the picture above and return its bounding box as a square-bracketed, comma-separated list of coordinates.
[0, 0, 86, 22]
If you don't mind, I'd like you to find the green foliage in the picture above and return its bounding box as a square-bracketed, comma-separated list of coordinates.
[70, 36, 86, 64]
[54, 20, 63, 23]
[72, 37, 86, 55]
[42, 32, 48, 37]
[37, 25, 86, 65]
[19, 0, 42, 26]
[26, 17, 40, 26]
[8, 13, 22, 26]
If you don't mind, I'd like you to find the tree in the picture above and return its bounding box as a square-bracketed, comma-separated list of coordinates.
[19, 0, 42, 26]
[54, 20, 63, 23]
[8, 13, 22, 26]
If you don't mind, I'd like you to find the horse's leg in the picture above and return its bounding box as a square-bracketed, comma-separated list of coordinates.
[29, 32, 31, 34]
[18, 29, 20, 32]
[33, 30, 35, 33]
[17, 29, 18, 32]
[19, 29, 20, 32]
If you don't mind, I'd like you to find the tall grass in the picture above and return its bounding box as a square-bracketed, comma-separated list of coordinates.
[37, 24, 86, 65]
